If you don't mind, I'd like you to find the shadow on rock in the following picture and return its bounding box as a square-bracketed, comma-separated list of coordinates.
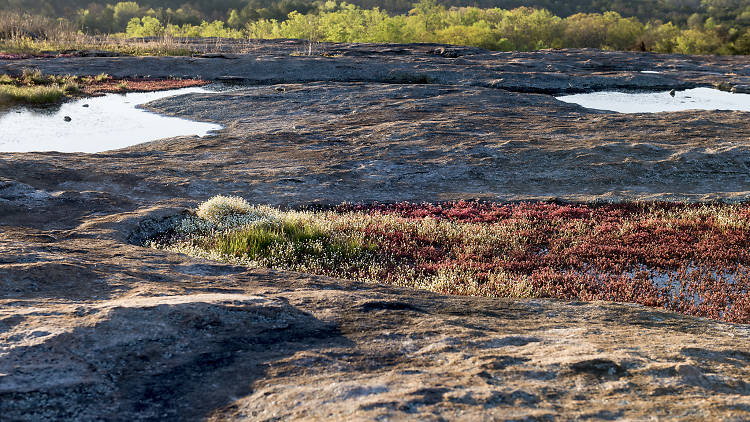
[0, 293, 352, 421]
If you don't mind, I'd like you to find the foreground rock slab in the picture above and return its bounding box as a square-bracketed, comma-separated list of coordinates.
[2, 210, 750, 421]
[2, 41, 750, 420]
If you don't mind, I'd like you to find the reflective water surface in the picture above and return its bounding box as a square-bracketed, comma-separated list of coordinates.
[556, 87, 750, 113]
[0, 87, 222, 153]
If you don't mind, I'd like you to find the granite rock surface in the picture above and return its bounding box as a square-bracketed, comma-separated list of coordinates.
[2, 41, 750, 420]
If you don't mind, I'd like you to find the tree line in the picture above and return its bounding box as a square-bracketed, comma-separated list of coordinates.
[3, 0, 750, 28]
[2, 0, 750, 54]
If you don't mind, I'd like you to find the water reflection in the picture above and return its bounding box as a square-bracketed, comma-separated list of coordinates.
[0, 87, 222, 153]
[556, 87, 750, 113]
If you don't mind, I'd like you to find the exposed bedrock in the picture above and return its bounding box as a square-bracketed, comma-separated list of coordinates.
[2, 41, 750, 420]
[2, 41, 750, 93]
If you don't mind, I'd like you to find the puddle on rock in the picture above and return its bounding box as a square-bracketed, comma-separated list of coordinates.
[0, 87, 222, 153]
[556, 87, 750, 113]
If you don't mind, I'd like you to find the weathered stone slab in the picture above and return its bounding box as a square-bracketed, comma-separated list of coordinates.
[2, 41, 750, 420]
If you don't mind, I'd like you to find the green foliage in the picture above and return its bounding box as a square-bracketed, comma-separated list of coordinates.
[125, 16, 163, 37]
[498, 7, 564, 50]
[318, 4, 390, 43]
[604, 15, 645, 50]
[674, 27, 724, 54]
[245, 18, 279, 38]
[645, 21, 682, 52]
[435, 21, 506, 50]
[240, 0, 316, 23]
[0, 71, 79, 105]
[165, 20, 244, 38]
[76, 2, 204, 33]
[734, 28, 750, 53]
[235, 1, 747, 54]
[113, 1, 142, 29]
[227, 9, 242, 28]
[277, 10, 322, 40]
[4, 0, 750, 55]
[0, 83, 66, 104]
[5, 0, 750, 28]
[217, 220, 327, 258]
[203, 211, 373, 271]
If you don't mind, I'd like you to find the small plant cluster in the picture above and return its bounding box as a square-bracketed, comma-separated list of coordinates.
[0, 68, 79, 105]
[0, 69, 208, 106]
[154, 196, 750, 324]
[77, 76, 208, 94]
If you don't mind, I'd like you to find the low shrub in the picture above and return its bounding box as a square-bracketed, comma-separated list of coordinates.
[197, 195, 257, 221]
[155, 199, 750, 324]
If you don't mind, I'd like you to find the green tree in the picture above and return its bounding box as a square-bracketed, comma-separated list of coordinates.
[227, 9, 242, 28]
[125, 15, 163, 37]
[733, 28, 750, 53]
[318, 3, 391, 43]
[496, 7, 563, 50]
[409, 0, 446, 34]
[278, 11, 321, 41]
[76, 5, 116, 33]
[370, 14, 413, 43]
[436, 21, 511, 50]
[113, 2, 143, 31]
[604, 15, 645, 50]
[245, 18, 280, 38]
[674, 28, 723, 53]
[563, 13, 610, 48]
[164, 6, 202, 26]
[644, 21, 681, 52]
[687, 12, 704, 28]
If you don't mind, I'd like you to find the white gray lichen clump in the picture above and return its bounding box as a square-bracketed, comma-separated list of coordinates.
[179, 195, 283, 234]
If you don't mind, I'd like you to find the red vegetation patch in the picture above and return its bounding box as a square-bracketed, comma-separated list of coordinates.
[337, 201, 750, 324]
[0, 52, 81, 60]
[0, 53, 36, 60]
[81, 77, 209, 95]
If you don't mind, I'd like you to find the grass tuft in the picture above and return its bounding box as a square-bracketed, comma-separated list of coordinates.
[0, 70, 81, 105]
[0, 83, 66, 104]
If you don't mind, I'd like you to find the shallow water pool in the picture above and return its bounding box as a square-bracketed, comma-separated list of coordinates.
[0, 87, 222, 153]
[556, 87, 750, 113]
